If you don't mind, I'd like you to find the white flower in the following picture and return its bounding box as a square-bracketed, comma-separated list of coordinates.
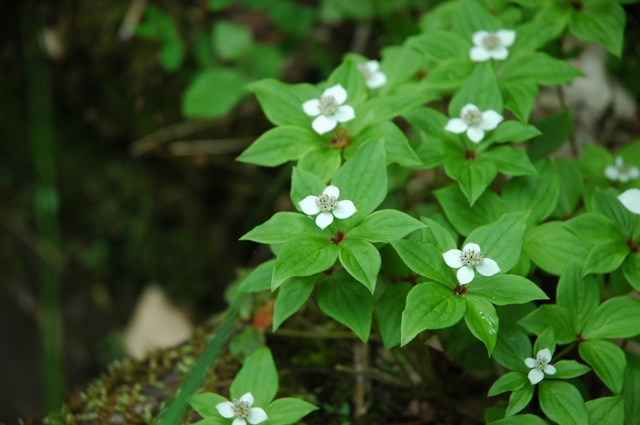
[443, 242, 500, 285]
[298, 185, 356, 230]
[469, 30, 516, 62]
[216, 392, 268, 425]
[357, 60, 387, 89]
[605, 157, 639, 183]
[302, 84, 355, 135]
[524, 348, 556, 385]
[619, 188, 640, 215]
[445, 104, 503, 143]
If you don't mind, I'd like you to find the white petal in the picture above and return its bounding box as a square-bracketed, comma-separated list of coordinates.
[544, 364, 556, 375]
[323, 185, 339, 198]
[366, 72, 387, 88]
[365, 60, 380, 72]
[615, 156, 624, 167]
[528, 368, 544, 385]
[629, 166, 640, 180]
[247, 407, 268, 424]
[302, 99, 321, 116]
[620, 174, 630, 184]
[445, 118, 468, 134]
[316, 211, 334, 229]
[443, 249, 464, 268]
[470, 46, 491, 62]
[472, 30, 490, 46]
[462, 242, 481, 252]
[476, 258, 501, 277]
[605, 166, 620, 181]
[299, 196, 320, 215]
[537, 348, 552, 362]
[216, 401, 236, 418]
[489, 45, 509, 60]
[480, 110, 503, 130]
[619, 189, 640, 214]
[333, 105, 355, 123]
[457, 266, 475, 284]
[496, 29, 516, 46]
[239, 392, 254, 406]
[333, 200, 356, 219]
[312, 115, 338, 135]
[323, 84, 347, 105]
[466, 126, 485, 143]
[461, 104, 479, 115]
[524, 357, 536, 368]
[233, 419, 247, 425]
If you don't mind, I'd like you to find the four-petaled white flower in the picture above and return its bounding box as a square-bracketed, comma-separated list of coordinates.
[357, 60, 387, 89]
[619, 188, 640, 215]
[445, 104, 503, 143]
[302, 84, 355, 135]
[298, 185, 356, 230]
[216, 392, 268, 425]
[443, 242, 500, 285]
[605, 157, 639, 183]
[470, 30, 516, 62]
[524, 348, 557, 385]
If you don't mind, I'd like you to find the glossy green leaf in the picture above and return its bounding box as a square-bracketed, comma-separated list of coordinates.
[488, 372, 528, 396]
[435, 185, 505, 236]
[241, 212, 325, 244]
[469, 274, 547, 306]
[230, 347, 279, 406]
[347, 210, 425, 243]
[375, 283, 412, 349]
[568, 4, 625, 57]
[585, 396, 624, 425]
[189, 392, 229, 417]
[501, 78, 539, 123]
[490, 414, 549, 425]
[563, 213, 621, 246]
[421, 59, 475, 92]
[483, 121, 542, 145]
[464, 294, 499, 354]
[539, 381, 588, 425]
[449, 62, 503, 116]
[182, 68, 249, 118]
[583, 239, 630, 276]
[500, 52, 582, 86]
[527, 108, 574, 161]
[212, 21, 253, 60]
[391, 240, 457, 287]
[582, 296, 640, 340]
[592, 188, 635, 237]
[248, 79, 318, 127]
[238, 260, 276, 293]
[556, 261, 600, 334]
[272, 236, 338, 290]
[338, 239, 381, 293]
[297, 145, 342, 182]
[409, 30, 470, 61]
[273, 275, 317, 330]
[290, 167, 327, 210]
[264, 398, 319, 425]
[444, 155, 498, 206]
[346, 121, 421, 167]
[505, 383, 534, 417]
[518, 304, 576, 344]
[552, 360, 591, 380]
[524, 222, 591, 276]
[483, 146, 537, 177]
[237, 126, 320, 166]
[421, 216, 458, 252]
[452, 0, 503, 38]
[579, 340, 626, 394]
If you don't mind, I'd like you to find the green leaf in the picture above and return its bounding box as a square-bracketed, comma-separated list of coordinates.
[238, 260, 276, 293]
[444, 155, 498, 206]
[585, 396, 624, 425]
[401, 281, 466, 345]
[248, 79, 318, 127]
[230, 347, 279, 406]
[464, 294, 499, 354]
[241, 212, 325, 244]
[390, 240, 457, 288]
[553, 159, 583, 219]
[452, 0, 504, 39]
[268, 1, 315, 36]
[505, 383, 535, 417]
[502, 159, 559, 226]
[409, 30, 470, 61]
[568, 4, 625, 57]
[524, 222, 591, 276]
[494, 308, 533, 372]
[316, 273, 374, 342]
[592, 188, 635, 237]
[208, 0, 233, 10]
[527, 108, 574, 161]
[421, 216, 458, 252]
[338, 239, 381, 293]
[421, 59, 475, 92]
[380, 43, 423, 87]
[327, 59, 368, 108]
[624, 353, 640, 425]
[212, 21, 253, 61]
[582, 296, 640, 340]
[136, 7, 185, 71]
[290, 167, 327, 209]
[488, 372, 528, 396]
[449, 62, 503, 116]
[579, 340, 626, 394]
[297, 146, 342, 182]
[465, 210, 530, 273]
[556, 261, 600, 334]
[468, 274, 548, 306]
[229, 326, 264, 360]
[237, 127, 320, 166]
[500, 52, 582, 86]
[552, 360, 591, 380]
[332, 138, 387, 228]
[188, 392, 229, 417]
[273, 275, 316, 330]
[512, 5, 569, 53]
[483, 146, 537, 177]
[191, 418, 229, 425]
[583, 239, 630, 276]
[490, 414, 549, 425]
[435, 185, 505, 236]
[501, 78, 539, 123]
[272, 236, 338, 290]
[375, 283, 412, 349]
[419, 0, 457, 31]
[349, 94, 434, 135]
[623, 253, 640, 291]
[483, 121, 542, 144]
[404, 107, 453, 142]
[239, 44, 285, 79]
[563, 213, 621, 246]
[347, 210, 426, 243]
[533, 326, 556, 358]
[264, 398, 318, 425]
[539, 381, 588, 425]
[182, 68, 248, 118]
[518, 304, 577, 344]
[347, 121, 421, 167]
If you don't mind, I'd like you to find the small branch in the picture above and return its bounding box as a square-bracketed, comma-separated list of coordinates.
[129, 120, 219, 157]
[353, 341, 372, 418]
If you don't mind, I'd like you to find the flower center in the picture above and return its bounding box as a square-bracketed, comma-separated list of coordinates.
[535, 356, 549, 370]
[357, 63, 372, 79]
[316, 193, 338, 212]
[318, 95, 339, 116]
[231, 399, 251, 418]
[462, 107, 483, 126]
[618, 164, 632, 175]
[460, 248, 484, 267]
[482, 33, 501, 50]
